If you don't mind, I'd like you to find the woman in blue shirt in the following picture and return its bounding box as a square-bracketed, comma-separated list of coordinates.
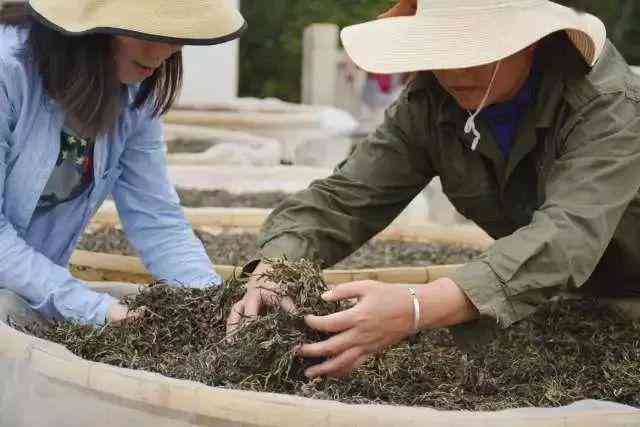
[0, 1, 246, 325]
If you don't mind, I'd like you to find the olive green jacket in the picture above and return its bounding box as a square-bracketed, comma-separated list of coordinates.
[258, 36, 640, 327]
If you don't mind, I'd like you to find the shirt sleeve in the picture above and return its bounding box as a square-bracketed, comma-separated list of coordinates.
[112, 109, 221, 288]
[450, 93, 640, 327]
[259, 95, 433, 266]
[0, 61, 115, 325]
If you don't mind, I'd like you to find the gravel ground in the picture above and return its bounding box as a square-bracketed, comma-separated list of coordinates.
[78, 228, 481, 268]
[176, 188, 289, 209]
[165, 139, 214, 154]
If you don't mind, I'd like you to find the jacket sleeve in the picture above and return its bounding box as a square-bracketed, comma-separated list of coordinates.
[0, 62, 116, 325]
[112, 111, 221, 287]
[450, 93, 640, 327]
[259, 96, 432, 267]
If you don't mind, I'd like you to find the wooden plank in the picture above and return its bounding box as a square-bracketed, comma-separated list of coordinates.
[164, 109, 319, 129]
[71, 251, 459, 285]
[92, 201, 269, 230]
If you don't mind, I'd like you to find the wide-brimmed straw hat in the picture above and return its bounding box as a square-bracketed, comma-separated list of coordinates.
[341, 0, 606, 73]
[27, 0, 246, 45]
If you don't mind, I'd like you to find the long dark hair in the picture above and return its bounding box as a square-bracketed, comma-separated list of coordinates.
[0, 2, 182, 137]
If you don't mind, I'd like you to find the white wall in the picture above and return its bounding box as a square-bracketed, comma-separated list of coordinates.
[178, 0, 240, 105]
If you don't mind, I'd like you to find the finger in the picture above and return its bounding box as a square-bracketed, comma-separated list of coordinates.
[300, 328, 357, 358]
[305, 348, 365, 379]
[108, 303, 130, 324]
[279, 296, 298, 314]
[331, 354, 370, 379]
[304, 308, 357, 333]
[322, 281, 372, 302]
[127, 306, 146, 320]
[243, 291, 263, 319]
[226, 300, 245, 333]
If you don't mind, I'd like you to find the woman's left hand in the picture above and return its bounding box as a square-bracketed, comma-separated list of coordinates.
[299, 278, 479, 378]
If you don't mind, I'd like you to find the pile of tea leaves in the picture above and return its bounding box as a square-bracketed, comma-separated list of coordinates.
[78, 226, 482, 269]
[25, 260, 640, 410]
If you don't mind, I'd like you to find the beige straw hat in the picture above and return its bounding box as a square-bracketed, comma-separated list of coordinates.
[341, 0, 606, 73]
[27, 0, 246, 45]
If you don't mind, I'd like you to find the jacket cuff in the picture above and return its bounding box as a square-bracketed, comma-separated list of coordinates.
[93, 295, 117, 326]
[449, 261, 536, 328]
[259, 233, 309, 261]
[241, 233, 314, 276]
[242, 258, 262, 276]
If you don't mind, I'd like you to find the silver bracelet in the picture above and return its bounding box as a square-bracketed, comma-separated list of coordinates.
[407, 287, 421, 334]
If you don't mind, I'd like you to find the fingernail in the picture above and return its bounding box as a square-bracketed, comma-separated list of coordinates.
[321, 291, 332, 300]
[305, 369, 313, 378]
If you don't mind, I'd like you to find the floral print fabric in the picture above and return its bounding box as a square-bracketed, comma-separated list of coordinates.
[36, 129, 95, 210]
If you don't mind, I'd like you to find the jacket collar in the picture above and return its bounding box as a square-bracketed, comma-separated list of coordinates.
[407, 32, 588, 136]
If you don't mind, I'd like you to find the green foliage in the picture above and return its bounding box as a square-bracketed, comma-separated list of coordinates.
[556, 0, 640, 63]
[239, 0, 640, 102]
[239, 0, 392, 102]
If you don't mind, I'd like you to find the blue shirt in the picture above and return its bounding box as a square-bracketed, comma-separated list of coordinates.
[479, 61, 541, 159]
[0, 26, 221, 325]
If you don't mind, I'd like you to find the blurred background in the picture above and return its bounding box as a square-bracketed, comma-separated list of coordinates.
[238, 0, 640, 103]
[173, 0, 640, 226]
[1, 0, 639, 227]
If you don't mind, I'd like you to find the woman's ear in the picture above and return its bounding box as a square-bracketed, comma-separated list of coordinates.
[377, 0, 418, 20]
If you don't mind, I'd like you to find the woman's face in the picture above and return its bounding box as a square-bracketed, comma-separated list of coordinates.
[380, 0, 536, 110]
[432, 46, 536, 110]
[111, 36, 183, 84]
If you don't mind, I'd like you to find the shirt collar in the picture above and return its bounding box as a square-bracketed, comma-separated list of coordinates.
[409, 35, 585, 132]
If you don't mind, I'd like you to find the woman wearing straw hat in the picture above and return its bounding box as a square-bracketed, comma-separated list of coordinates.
[0, 0, 245, 326]
[229, 0, 640, 378]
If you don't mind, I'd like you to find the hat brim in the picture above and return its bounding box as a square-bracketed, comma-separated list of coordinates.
[27, 0, 246, 46]
[341, 1, 606, 73]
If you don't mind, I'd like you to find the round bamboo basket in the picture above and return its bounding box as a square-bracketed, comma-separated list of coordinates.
[5, 210, 636, 425]
[1, 307, 637, 426]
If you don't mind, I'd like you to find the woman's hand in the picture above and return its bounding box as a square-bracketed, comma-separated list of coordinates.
[300, 278, 479, 378]
[107, 302, 145, 324]
[226, 261, 297, 334]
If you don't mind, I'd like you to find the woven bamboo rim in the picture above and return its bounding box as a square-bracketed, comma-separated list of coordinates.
[70, 250, 459, 285]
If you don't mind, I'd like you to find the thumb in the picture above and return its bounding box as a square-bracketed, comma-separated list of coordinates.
[108, 303, 145, 324]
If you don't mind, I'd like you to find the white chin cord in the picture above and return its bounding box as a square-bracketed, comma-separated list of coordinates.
[464, 60, 501, 151]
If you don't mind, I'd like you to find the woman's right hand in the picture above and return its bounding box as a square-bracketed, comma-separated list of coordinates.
[226, 261, 297, 334]
[107, 302, 145, 324]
